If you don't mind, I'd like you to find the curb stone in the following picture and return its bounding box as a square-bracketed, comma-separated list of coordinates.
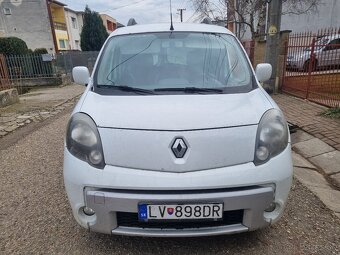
[0, 94, 82, 139]
[292, 130, 340, 218]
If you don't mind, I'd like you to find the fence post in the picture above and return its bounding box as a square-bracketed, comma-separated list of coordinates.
[306, 38, 316, 99]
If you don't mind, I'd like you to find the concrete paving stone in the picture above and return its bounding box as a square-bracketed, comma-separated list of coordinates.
[292, 151, 316, 169]
[293, 138, 335, 158]
[0, 116, 16, 122]
[309, 151, 340, 175]
[330, 172, 340, 186]
[294, 167, 331, 189]
[4, 125, 18, 132]
[308, 186, 340, 213]
[290, 130, 314, 144]
[0, 112, 15, 117]
[16, 115, 32, 119]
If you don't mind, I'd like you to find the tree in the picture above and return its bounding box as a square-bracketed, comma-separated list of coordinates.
[191, 0, 321, 39]
[0, 37, 29, 55]
[80, 6, 109, 51]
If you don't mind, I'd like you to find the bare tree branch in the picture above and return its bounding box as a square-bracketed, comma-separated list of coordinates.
[190, 0, 323, 39]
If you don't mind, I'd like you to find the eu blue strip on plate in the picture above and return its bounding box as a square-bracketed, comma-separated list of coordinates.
[138, 204, 148, 220]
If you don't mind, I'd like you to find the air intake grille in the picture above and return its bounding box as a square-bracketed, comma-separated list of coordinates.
[117, 210, 243, 229]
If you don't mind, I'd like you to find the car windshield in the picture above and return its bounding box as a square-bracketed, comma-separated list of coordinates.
[304, 37, 329, 51]
[94, 32, 253, 94]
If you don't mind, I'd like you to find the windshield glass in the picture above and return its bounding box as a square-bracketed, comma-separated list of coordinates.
[305, 37, 329, 51]
[95, 32, 253, 94]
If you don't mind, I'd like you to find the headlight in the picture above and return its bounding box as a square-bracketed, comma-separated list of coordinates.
[254, 109, 289, 165]
[66, 113, 105, 169]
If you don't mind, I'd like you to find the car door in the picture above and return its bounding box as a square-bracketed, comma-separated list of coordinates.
[320, 38, 340, 67]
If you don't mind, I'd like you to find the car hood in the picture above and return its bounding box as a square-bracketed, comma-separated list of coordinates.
[80, 88, 273, 130]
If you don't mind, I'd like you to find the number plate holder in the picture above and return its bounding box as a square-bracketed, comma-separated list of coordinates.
[138, 203, 224, 222]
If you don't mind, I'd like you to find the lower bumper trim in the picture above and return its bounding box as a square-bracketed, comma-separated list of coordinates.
[112, 224, 249, 237]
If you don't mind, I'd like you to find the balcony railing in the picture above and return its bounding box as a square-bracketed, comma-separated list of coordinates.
[54, 22, 67, 31]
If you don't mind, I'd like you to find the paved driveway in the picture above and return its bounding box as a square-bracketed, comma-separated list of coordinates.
[0, 111, 339, 255]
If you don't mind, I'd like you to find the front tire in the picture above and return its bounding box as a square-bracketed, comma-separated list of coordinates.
[303, 59, 317, 72]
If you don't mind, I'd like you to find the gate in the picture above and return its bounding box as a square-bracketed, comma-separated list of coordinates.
[0, 54, 11, 91]
[282, 28, 340, 107]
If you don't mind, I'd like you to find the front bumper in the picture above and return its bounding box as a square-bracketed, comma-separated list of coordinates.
[64, 145, 292, 237]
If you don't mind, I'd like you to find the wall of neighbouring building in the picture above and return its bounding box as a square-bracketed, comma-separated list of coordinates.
[64, 9, 82, 50]
[100, 14, 117, 34]
[281, 0, 340, 33]
[0, 0, 55, 53]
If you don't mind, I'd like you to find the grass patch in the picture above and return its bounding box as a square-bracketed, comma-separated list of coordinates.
[321, 107, 340, 119]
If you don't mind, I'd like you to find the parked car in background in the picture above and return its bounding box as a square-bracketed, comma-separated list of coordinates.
[64, 22, 293, 237]
[287, 34, 340, 72]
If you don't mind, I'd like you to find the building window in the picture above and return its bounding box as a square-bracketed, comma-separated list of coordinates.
[3, 7, 12, 15]
[107, 20, 114, 32]
[71, 17, 77, 29]
[59, 39, 66, 49]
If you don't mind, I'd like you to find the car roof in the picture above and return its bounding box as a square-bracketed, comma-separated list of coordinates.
[320, 34, 340, 41]
[110, 23, 234, 37]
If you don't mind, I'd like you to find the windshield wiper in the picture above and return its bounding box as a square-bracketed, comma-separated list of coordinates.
[97, 85, 156, 95]
[154, 87, 224, 94]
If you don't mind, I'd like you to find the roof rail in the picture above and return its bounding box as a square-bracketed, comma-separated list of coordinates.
[127, 18, 137, 26]
[201, 17, 212, 25]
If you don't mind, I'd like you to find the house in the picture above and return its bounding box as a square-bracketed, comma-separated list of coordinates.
[0, 0, 55, 53]
[280, 0, 340, 33]
[64, 8, 84, 51]
[0, 0, 120, 53]
[228, 0, 340, 40]
[100, 14, 117, 34]
[49, 0, 70, 51]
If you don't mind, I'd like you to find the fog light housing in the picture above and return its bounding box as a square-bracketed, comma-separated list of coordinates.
[265, 202, 276, 212]
[256, 146, 270, 161]
[83, 206, 95, 216]
[89, 150, 103, 165]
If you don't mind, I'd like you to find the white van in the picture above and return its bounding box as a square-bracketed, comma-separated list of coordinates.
[64, 23, 293, 237]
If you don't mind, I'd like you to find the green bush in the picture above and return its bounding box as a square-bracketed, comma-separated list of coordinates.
[33, 48, 48, 55]
[0, 37, 29, 55]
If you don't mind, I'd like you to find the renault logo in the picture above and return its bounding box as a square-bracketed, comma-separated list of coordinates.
[171, 138, 188, 158]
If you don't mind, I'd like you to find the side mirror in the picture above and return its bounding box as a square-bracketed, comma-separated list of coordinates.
[255, 63, 272, 82]
[72, 66, 90, 86]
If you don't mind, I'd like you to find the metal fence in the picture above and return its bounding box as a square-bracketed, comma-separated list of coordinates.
[0, 51, 100, 82]
[55, 51, 99, 75]
[0, 54, 11, 91]
[282, 28, 340, 107]
[5, 54, 55, 79]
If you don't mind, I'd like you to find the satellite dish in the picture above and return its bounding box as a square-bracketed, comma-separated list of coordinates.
[201, 17, 212, 24]
[127, 18, 137, 26]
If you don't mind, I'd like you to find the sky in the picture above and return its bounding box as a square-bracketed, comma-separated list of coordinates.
[61, 0, 199, 26]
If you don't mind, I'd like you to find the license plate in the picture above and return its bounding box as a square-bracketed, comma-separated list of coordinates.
[138, 203, 223, 221]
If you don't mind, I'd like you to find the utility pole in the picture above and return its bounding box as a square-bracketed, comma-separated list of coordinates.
[264, 0, 282, 93]
[177, 8, 186, 22]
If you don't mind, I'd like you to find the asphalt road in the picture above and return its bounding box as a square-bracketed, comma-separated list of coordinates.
[1, 110, 339, 255]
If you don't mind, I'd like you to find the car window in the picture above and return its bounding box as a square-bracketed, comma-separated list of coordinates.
[325, 38, 340, 50]
[94, 32, 253, 94]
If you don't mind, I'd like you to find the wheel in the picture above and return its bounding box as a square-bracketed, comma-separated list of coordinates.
[303, 59, 317, 72]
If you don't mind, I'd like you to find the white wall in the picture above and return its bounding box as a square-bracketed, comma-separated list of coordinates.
[281, 0, 340, 33]
[0, 0, 55, 53]
[64, 9, 82, 50]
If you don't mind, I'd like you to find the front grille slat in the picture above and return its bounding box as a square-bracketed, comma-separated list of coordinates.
[117, 210, 243, 229]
